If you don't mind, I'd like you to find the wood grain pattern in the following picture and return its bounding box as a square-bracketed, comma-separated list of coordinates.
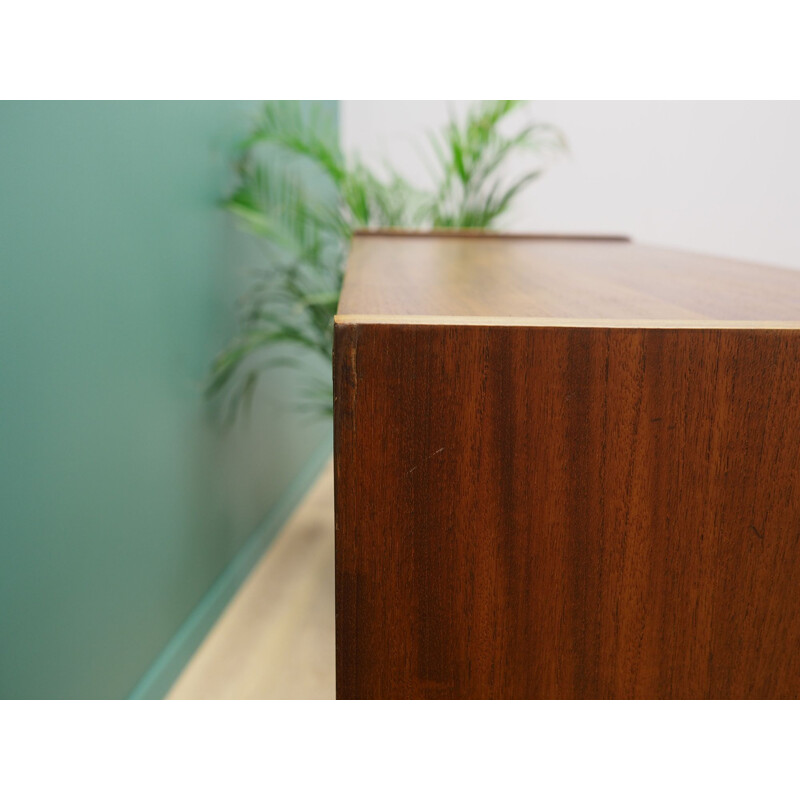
[339, 234, 800, 321]
[334, 322, 800, 699]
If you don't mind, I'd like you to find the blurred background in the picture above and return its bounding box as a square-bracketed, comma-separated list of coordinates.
[1, 101, 798, 699]
[343, 101, 800, 269]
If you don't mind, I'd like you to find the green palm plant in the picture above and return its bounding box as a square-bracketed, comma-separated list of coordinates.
[208, 100, 565, 419]
[427, 100, 567, 228]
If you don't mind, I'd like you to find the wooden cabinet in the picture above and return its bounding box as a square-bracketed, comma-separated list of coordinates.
[334, 231, 800, 699]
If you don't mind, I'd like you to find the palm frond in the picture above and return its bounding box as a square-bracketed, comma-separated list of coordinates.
[428, 100, 567, 229]
[240, 101, 346, 187]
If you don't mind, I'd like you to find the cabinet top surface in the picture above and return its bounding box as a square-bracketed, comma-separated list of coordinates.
[336, 232, 800, 327]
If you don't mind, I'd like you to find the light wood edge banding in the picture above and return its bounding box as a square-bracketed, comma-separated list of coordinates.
[351, 229, 631, 243]
[335, 314, 800, 330]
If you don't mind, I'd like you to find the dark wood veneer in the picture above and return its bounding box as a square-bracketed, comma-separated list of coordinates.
[334, 233, 800, 699]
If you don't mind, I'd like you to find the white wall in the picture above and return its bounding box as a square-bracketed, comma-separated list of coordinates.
[342, 102, 800, 271]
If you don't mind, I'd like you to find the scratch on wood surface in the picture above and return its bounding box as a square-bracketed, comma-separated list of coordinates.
[406, 447, 445, 476]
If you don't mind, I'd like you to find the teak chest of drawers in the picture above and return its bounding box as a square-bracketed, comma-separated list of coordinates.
[333, 231, 800, 699]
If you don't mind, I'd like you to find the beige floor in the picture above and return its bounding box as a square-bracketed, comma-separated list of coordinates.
[168, 460, 335, 699]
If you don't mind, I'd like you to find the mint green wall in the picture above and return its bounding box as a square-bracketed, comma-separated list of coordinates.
[0, 102, 332, 699]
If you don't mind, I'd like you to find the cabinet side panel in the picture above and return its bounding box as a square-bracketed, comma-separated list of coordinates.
[335, 323, 800, 698]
